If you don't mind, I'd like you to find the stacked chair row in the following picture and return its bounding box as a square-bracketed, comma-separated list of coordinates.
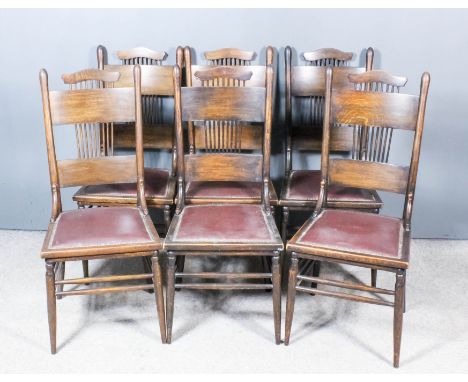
[39, 45, 430, 368]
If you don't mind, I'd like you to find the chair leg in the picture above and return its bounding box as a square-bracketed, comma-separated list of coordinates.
[152, 252, 167, 344]
[272, 251, 282, 344]
[371, 269, 377, 287]
[281, 207, 289, 243]
[55, 262, 65, 300]
[166, 252, 176, 344]
[163, 205, 171, 235]
[45, 261, 57, 354]
[393, 269, 406, 368]
[285, 252, 299, 345]
[82, 260, 89, 278]
[311, 260, 321, 290]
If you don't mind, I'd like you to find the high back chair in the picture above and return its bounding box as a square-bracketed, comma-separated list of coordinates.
[163, 65, 283, 344]
[39, 65, 167, 353]
[284, 68, 430, 368]
[280, 47, 383, 242]
[182, 46, 278, 206]
[72, 46, 183, 234]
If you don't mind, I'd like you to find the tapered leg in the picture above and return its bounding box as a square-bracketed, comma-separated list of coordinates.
[152, 252, 167, 344]
[55, 262, 65, 300]
[45, 261, 57, 354]
[281, 207, 289, 243]
[285, 252, 299, 345]
[371, 269, 377, 287]
[166, 252, 176, 344]
[271, 252, 282, 344]
[163, 205, 171, 235]
[393, 269, 406, 368]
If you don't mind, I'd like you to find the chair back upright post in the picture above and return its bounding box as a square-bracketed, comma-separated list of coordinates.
[316, 67, 430, 230]
[39, 65, 146, 221]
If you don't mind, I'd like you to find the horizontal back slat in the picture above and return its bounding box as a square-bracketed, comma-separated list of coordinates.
[291, 66, 365, 96]
[105, 65, 174, 96]
[204, 48, 255, 61]
[293, 126, 353, 152]
[113, 123, 173, 149]
[57, 156, 137, 188]
[190, 65, 266, 87]
[332, 90, 419, 131]
[181, 87, 266, 122]
[49, 88, 135, 125]
[303, 48, 353, 62]
[329, 159, 409, 194]
[62, 69, 120, 84]
[185, 153, 263, 182]
[117, 47, 167, 61]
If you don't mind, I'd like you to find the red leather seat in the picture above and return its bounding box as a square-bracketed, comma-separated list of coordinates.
[185, 181, 278, 205]
[41, 207, 160, 258]
[281, 170, 381, 208]
[287, 209, 408, 268]
[165, 204, 282, 251]
[73, 168, 175, 205]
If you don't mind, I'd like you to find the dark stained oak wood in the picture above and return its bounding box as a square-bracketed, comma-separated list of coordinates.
[185, 153, 263, 182]
[57, 156, 137, 188]
[181, 87, 266, 122]
[329, 159, 409, 194]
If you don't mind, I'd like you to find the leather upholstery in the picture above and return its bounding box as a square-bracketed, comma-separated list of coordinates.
[292, 209, 403, 259]
[185, 181, 278, 205]
[171, 205, 279, 243]
[282, 170, 379, 206]
[49, 207, 155, 249]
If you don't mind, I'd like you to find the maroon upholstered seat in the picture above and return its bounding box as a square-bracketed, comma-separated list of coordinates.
[185, 180, 278, 205]
[282, 170, 380, 207]
[287, 209, 408, 268]
[165, 204, 282, 250]
[73, 167, 174, 205]
[42, 207, 160, 258]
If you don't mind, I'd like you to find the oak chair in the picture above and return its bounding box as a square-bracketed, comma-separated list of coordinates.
[284, 68, 430, 367]
[72, 46, 183, 235]
[39, 65, 167, 353]
[164, 65, 283, 343]
[182, 46, 278, 207]
[280, 47, 380, 243]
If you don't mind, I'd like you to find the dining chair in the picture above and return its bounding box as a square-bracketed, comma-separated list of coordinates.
[182, 46, 278, 207]
[164, 64, 284, 343]
[284, 68, 430, 367]
[72, 45, 183, 235]
[39, 65, 167, 353]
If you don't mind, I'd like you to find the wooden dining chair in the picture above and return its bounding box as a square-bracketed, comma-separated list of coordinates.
[182, 46, 278, 207]
[72, 46, 183, 235]
[280, 47, 379, 243]
[39, 65, 168, 353]
[284, 68, 430, 367]
[164, 64, 283, 343]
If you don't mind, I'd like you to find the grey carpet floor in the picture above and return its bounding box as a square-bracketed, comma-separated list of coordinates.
[1, 229, 467, 373]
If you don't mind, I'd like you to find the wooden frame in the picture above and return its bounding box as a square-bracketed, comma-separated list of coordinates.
[39, 65, 167, 353]
[163, 64, 284, 344]
[284, 67, 431, 367]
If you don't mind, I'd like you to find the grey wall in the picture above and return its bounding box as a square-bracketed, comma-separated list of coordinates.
[0, 8, 467, 238]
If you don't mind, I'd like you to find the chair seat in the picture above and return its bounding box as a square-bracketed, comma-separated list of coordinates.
[164, 204, 283, 251]
[73, 168, 175, 206]
[280, 170, 382, 209]
[287, 209, 409, 268]
[41, 207, 161, 259]
[184, 180, 278, 205]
